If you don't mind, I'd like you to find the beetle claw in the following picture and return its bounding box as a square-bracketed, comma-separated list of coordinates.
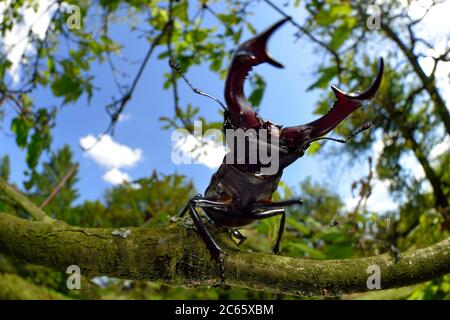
[224, 18, 289, 128]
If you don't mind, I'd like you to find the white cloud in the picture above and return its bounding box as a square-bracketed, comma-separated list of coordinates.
[80, 134, 142, 185]
[173, 133, 227, 169]
[102, 168, 130, 185]
[80, 135, 142, 169]
[0, 0, 57, 82]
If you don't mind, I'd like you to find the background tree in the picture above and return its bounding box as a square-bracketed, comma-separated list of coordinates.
[289, 0, 449, 228]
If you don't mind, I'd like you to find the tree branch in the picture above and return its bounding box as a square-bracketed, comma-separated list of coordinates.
[0, 213, 448, 297]
[88, 20, 173, 142]
[0, 177, 53, 222]
[381, 22, 450, 136]
[40, 163, 79, 209]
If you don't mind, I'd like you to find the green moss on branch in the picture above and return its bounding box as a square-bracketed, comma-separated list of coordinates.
[0, 177, 53, 222]
[0, 213, 449, 296]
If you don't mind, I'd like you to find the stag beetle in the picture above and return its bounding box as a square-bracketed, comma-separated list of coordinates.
[176, 18, 383, 281]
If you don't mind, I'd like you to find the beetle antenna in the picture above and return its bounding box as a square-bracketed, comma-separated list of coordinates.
[169, 59, 227, 111]
[309, 122, 372, 144]
[344, 122, 372, 142]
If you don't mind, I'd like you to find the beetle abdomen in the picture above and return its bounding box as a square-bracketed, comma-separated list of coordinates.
[205, 162, 282, 210]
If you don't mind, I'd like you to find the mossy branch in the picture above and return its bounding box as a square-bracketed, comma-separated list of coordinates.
[0, 213, 449, 296]
[0, 177, 53, 223]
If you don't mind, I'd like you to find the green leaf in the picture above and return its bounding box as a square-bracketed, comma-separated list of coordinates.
[315, 10, 337, 26]
[306, 142, 321, 155]
[11, 117, 31, 149]
[26, 131, 45, 169]
[307, 66, 337, 91]
[209, 52, 224, 72]
[47, 57, 55, 73]
[318, 229, 348, 243]
[205, 121, 223, 131]
[51, 74, 82, 103]
[329, 24, 352, 51]
[286, 217, 310, 235]
[0, 59, 12, 79]
[173, 0, 189, 23]
[246, 22, 257, 35]
[248, 74, 266, 107]
[99, 0, 120, 11]
[233, 27, 243, 44]
[330, 4, 352, 17]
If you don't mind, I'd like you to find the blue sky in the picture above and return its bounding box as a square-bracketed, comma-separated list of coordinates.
[2, 1, 449, 211]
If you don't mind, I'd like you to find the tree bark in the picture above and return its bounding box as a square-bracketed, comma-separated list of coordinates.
[0, 213, 449, 297]
[381, 23, 450, 136]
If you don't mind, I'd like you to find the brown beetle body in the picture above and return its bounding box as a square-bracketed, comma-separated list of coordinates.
[204, 163, 283, 227]
[179, 18, 384, 281]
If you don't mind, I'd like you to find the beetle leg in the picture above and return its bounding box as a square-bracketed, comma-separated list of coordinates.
[245, 208, 286, 254]
[371, 238, 401, 262]
[188, 201, 222, 260]
[384, 217, 401, 262]
[255, 198, 303, 209]
[182, 194, 230, 210]
[192, 198, 231, 209]
[179, 203, 189, 218]
[183, 196, 225, 282]
[388, 243, 401, 262]
[273, 210, 285, 254]
[179, 194, 202, 217]
[231, 229, 247, 246]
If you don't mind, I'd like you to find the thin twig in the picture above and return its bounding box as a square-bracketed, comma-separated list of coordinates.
[81, 20, 173, 152]
[40, 163, 79, 209]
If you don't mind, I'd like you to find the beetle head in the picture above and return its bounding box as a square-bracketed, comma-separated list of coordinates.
[223, 19, 383, 174]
